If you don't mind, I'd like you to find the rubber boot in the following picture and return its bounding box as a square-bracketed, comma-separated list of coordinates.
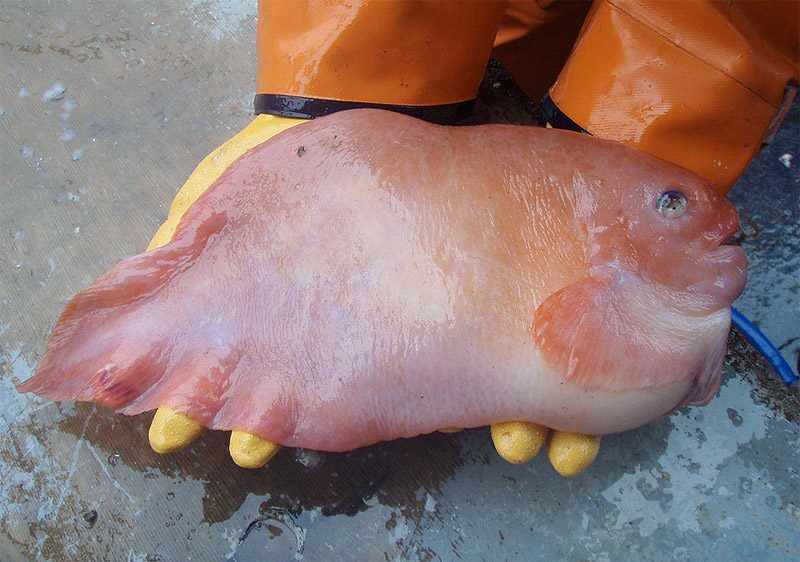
[544, 0, 799, 194]
[255, 0, 505, 122]
[492, 0, 591, 103]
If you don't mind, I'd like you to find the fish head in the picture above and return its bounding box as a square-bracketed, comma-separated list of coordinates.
[585, 152, 747, 314]
[534, 143, 749, 409]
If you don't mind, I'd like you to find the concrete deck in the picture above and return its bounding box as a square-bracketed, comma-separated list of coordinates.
[1, 2, 798, 560]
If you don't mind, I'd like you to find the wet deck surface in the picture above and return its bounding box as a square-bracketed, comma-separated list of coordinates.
[1, 2, 798, 560]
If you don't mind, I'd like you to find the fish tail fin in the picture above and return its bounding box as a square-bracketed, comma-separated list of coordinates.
[16, 217, 223, 407]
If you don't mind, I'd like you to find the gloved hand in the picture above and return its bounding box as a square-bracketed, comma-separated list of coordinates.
[146, 113, 305, 468]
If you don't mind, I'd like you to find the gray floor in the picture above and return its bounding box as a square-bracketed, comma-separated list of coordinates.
[728, 102, 799, 372]
[1, 2, 798, 560]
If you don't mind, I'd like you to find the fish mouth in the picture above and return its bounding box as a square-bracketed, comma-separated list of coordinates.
[698, 244, 748, 305]
[692, 209, 747, 305]
[706, 213, 741, 247]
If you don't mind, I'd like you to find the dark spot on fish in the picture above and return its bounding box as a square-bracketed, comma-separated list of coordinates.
[83, 509, 98, 524]
[296, 146, 305, 157]
[97, 381, 136, 408]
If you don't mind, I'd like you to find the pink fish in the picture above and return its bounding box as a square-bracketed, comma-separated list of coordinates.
[18, 110, 747, 452]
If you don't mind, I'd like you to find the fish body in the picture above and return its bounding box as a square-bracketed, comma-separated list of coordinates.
[19, 110, 747, 451]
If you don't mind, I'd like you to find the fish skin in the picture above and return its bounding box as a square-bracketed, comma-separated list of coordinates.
[18, 110, 746, 451]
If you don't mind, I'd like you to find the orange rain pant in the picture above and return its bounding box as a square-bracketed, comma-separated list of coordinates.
[255, 0, 799, 194]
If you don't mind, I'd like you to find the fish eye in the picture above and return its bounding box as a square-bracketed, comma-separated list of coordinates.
[656, 190, 688, 218]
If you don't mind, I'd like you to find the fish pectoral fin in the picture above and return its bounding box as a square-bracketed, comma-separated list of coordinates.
[531, 273, 685, 390]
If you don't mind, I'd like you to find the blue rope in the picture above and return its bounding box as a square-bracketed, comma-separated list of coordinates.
[731, 307, 798, 386]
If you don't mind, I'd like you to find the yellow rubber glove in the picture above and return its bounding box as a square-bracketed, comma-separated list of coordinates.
[145, 114, 601, 476]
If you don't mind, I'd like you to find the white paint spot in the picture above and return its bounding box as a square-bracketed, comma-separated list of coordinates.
[17, 88, 28, 98]
[295, 448, 322, 468]
[0, 347, 39, 434]
[60, 98, 77, 122]
[20, 145, 34, 160]
[39, 257, 56, 286]
[42, 82, 67, 102]
[424, 493, 437, 513]
[389, 514, 410, 544]
[25, 433, 46, 457]
[71, 146, 87, 161]
[221, 526, 241, 560]
[55, 191, 81, 204]
[20, 145, 48, 174]
[779, 153, 793, 168]
[60, 128, 76, 142]
[306, 506, 321, 522]
[601, 376, 769, 536]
